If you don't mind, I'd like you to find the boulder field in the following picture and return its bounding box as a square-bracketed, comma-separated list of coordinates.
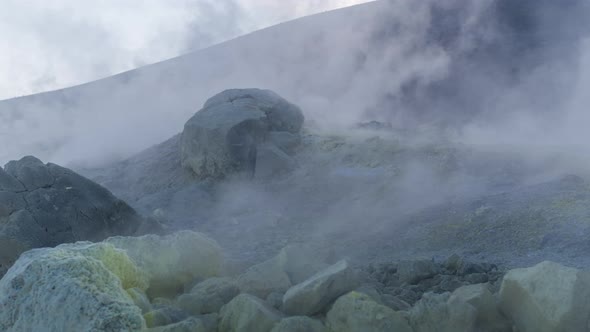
[2, 89, 590, 331]
[0, 230, 588, 331]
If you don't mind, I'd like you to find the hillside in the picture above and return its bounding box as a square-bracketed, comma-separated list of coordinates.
[1, 0, 587, 166]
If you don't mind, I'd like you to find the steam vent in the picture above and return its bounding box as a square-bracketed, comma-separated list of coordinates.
[2, 0, 590, 331]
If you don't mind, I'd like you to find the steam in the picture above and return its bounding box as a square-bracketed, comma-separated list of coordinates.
[0, 0, 589, 172]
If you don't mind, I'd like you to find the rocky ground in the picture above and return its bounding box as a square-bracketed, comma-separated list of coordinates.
[2, 89, 590, 331]
[80, 112, 590, 270]
[1, 230, 588, 331]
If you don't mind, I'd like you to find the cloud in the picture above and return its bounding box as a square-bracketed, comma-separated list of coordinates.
[0, 0, 371, 100]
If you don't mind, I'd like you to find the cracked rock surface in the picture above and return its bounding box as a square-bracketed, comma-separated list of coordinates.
[0, 156, 143, 277]
[180, 89, 304, 180]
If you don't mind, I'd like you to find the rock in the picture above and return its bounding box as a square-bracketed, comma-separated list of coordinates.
[271, 316, 326, 332]
[408, 292, 477, 332]
[55, 241, 149, 290]
[0, 167, 24, 192]
[355, 284, 383, 303]
[177, 277, 239, 315]
[202, 89, 304, 133]
[146, 315, 218, 332]
[0, 242, 146, 331]
[275, 243, 331, 285]
[444, 254, 461, 273]
[499, 261, 590, 332]
[458, 261, 496, 276]
[266, 292, 284, 310]
[449, 284, 511, 332]
[135, 215, 169, 236]
[356, 121, 393, 131]
[380, 294, 411, 311]
[254, 144, 297, 179]
[144, 307, 189, 328]
[0, 156, 144, 278]
[326, 292, 412, 332]
[127, 287, 152, 313]
[397, 259, 437, 285]
[0, 236, 28, 277]
[356, 284, 412, 311]
[237, 256, 292, 298]
[107, 231, 223, 298]
[282, 259, 359, 316]
[219, 294, 284, 332]
[437, 275, 467, 293]
[0, 190, 26, 216]
[144, 309, 174, 328]
[268, 131, 302, 155]
[396, 288, 421, 305]
[4, 156, 53, 190]
[464, 273, 488, 284]
[152, 297, 174, 308]
[180, 89, 304, 179]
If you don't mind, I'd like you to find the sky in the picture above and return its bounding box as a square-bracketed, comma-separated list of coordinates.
[0, 0, 370, 100]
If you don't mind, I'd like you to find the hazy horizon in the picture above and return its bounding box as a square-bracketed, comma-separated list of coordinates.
[0, 0, 371, 101]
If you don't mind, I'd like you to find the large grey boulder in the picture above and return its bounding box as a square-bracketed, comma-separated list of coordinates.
[499, 261, 590, 332]
[0, 156, 143, 277]
[254, 144, 297, 179]
[0, 242, 146, 332]
[180, 89, 304, 179]
[282, 259, 359, 316]
[177, 277, 240, 315]
[326, 292, 412, 332]
[267, 131, 301, 155]
[106, 231, 223, 298]
[4, 156, 54, 190]
[219, 294, 284, 332]
[0, 168, 24, 192]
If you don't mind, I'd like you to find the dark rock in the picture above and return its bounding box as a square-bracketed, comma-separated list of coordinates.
[180, 89, 304, 179]
[176, 277, 239, 315]
[444, 254, 462, 273]
[268, 131, 301, 155]
[4, 156, 53, 190]
[254, 144, 297, 179]
[397, 259, 438, 285]
[265, 292, 284, 310]
[356, 121, 393, 131]
[381, 294, 412, 311]
[0, 156, 143, 277]
[464, 273, 489, 284]
[0, 168, 25, 192]
[438, 276, 468, 293]
[397, 288, 421, 305]
[458, 261, 491, 276]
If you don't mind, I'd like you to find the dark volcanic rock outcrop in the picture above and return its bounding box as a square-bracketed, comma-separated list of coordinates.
[180, 89, 304, 179]
[0, 156, 143, 276]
